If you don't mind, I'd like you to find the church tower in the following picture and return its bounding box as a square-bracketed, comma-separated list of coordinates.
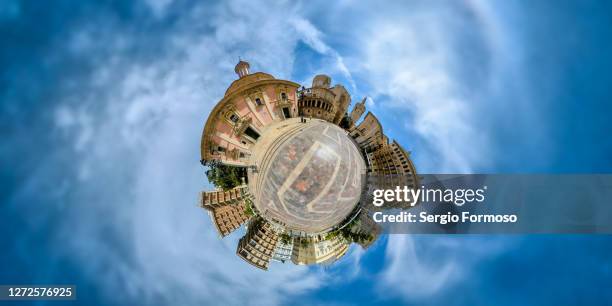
[234, 60, 250, 78]
[349, 97, 366, 128]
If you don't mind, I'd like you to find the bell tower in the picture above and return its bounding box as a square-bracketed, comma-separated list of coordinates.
[234, 60, 250, 78]
[349, 97, 367, 127]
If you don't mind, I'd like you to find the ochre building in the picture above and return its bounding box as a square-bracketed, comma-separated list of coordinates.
[201, 61, 300, 166]
[199, 185, 250, 237]
[349, 97, 366, 129]
[297, 75, 351, 124]
[236, 217, 280, 270]
[291, 235, 350, 265]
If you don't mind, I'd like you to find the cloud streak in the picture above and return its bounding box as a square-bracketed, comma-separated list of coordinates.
[291, 17, 357, 92]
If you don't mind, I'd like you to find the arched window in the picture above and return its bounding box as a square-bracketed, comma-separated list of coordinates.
[281, 92, 287, 100]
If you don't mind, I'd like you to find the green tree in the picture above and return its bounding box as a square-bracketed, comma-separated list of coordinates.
[339, 112, 352, 130]
[203, 160, 245, 190]
[297, 238, 311, 247]
[279, 233, 291, 244]
[243, 198, 255, 216]
[325, 231, 339, 240]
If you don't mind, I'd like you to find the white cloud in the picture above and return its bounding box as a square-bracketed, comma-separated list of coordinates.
[365, 96, 375, 109]
[358, 11, 487, 173]
[382, 235, 457, 298]
[381, 235, 517, 302]
[144, 0, 174, 17]
[349, 0, 532, 174]
[333, 1, 529, 302]
[290, 17, 357, 92]
[50, 1, 325, 305]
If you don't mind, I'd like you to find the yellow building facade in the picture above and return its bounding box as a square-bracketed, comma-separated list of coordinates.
[199, 185, 251, 237]
[236, 217, 280, 270]
[297, 75, 351, 124]
[291, 235, 350, 265]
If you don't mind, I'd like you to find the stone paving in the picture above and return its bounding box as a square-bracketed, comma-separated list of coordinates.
[248, 118, 366, 233]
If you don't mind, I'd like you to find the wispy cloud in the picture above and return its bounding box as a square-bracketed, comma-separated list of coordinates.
[358, 8, 489, 173]
[382, 235, 457, 298]
[46, 1, 325, 304]
[381, 235, 517, 302]
[290, 17, 357, 92]
[333, 1, 528, 302]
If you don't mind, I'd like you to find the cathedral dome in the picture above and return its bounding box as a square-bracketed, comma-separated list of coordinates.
[224, 72, 275, 97]
[249, 119, 365, 233]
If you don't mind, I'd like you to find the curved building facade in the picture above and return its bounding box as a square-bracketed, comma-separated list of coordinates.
[200, 62, 300, 166]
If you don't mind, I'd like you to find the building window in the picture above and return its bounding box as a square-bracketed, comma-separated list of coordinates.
[255, 98, 263, 106]
[244, 126, 260, 140]
[229, 113, 240, 123]
[217, 146, 226, 152]
[281, 92, 287, 100]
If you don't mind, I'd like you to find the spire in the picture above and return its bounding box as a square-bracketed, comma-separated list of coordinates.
[359, 96, 367, 106]
[350, 96, 367, 126]
[234, 59, 250, 78]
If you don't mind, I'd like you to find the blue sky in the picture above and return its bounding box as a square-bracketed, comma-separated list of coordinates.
[1, 0, 612, 305]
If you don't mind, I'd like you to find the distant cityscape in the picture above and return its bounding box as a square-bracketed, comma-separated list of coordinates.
[198, 60, 418, 270]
